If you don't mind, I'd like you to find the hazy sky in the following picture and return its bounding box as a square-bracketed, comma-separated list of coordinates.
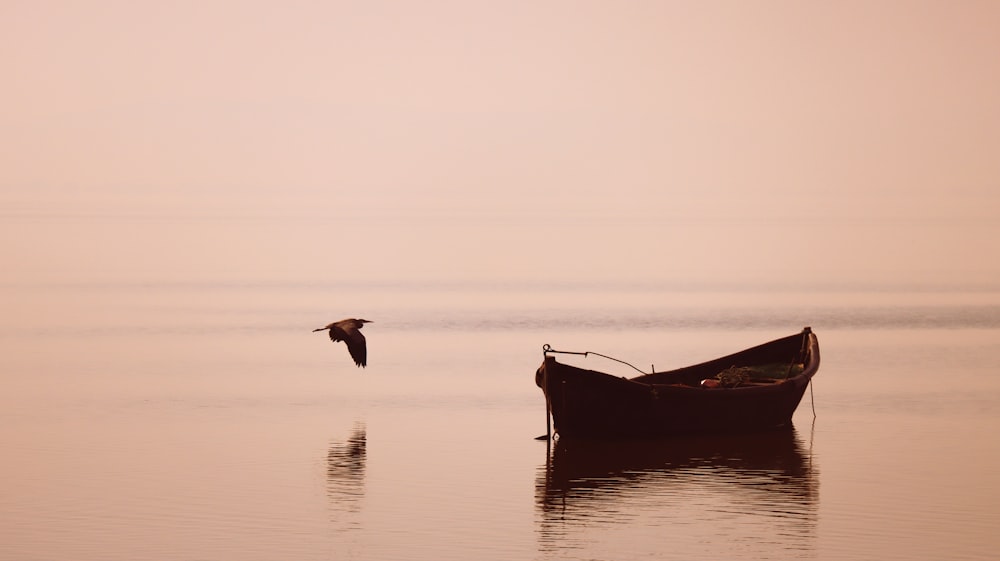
[3, 1, 999, 287]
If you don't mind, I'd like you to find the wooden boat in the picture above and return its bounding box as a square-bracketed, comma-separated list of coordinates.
[535, 327, 820, 438]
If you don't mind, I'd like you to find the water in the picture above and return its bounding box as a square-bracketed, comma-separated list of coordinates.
[2, 280, 1000, 560]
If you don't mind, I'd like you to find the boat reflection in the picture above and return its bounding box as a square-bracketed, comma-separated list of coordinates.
[326, 422, 367, 530]
[536, 427, 819, 557]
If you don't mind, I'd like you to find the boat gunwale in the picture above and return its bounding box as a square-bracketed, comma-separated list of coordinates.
[539, 328, 820, 393]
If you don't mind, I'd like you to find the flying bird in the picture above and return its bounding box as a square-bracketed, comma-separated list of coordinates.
[313, 318, 372, 367]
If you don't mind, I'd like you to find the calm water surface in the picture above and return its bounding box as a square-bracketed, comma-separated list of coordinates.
[2, 281, 999, 560]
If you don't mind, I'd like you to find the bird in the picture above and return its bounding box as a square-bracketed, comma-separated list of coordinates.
[313, 318, 372, 367]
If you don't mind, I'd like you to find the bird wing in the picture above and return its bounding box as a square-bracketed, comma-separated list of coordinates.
[327, 327, 344, 343]
[342, 328, 367, 367]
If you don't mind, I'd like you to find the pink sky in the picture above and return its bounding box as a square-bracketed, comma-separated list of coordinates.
[3, 1, 999, 286]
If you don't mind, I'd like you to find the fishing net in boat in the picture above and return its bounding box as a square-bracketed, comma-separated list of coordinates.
[715, 366, 753, 387]
[703, 363, 805, 388]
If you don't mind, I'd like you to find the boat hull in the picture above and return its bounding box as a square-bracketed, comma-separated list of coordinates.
[535, 328, 820, 438]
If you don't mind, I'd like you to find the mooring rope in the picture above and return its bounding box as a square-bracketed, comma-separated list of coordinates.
[810, 378, 816, 418]
[542, 344, 652, 375]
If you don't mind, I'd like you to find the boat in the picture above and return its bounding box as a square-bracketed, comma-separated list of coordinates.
[535, 327, 820, 438]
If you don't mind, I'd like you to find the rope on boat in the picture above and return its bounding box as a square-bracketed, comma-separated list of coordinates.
[542, 344, 652, 375]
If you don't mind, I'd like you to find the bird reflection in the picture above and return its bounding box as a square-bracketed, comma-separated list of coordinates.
[326, 423, 367, 529]
[536, 427, 819, 556]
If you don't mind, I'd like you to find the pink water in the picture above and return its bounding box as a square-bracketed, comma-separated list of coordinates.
[2, 281, 1000, 560]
